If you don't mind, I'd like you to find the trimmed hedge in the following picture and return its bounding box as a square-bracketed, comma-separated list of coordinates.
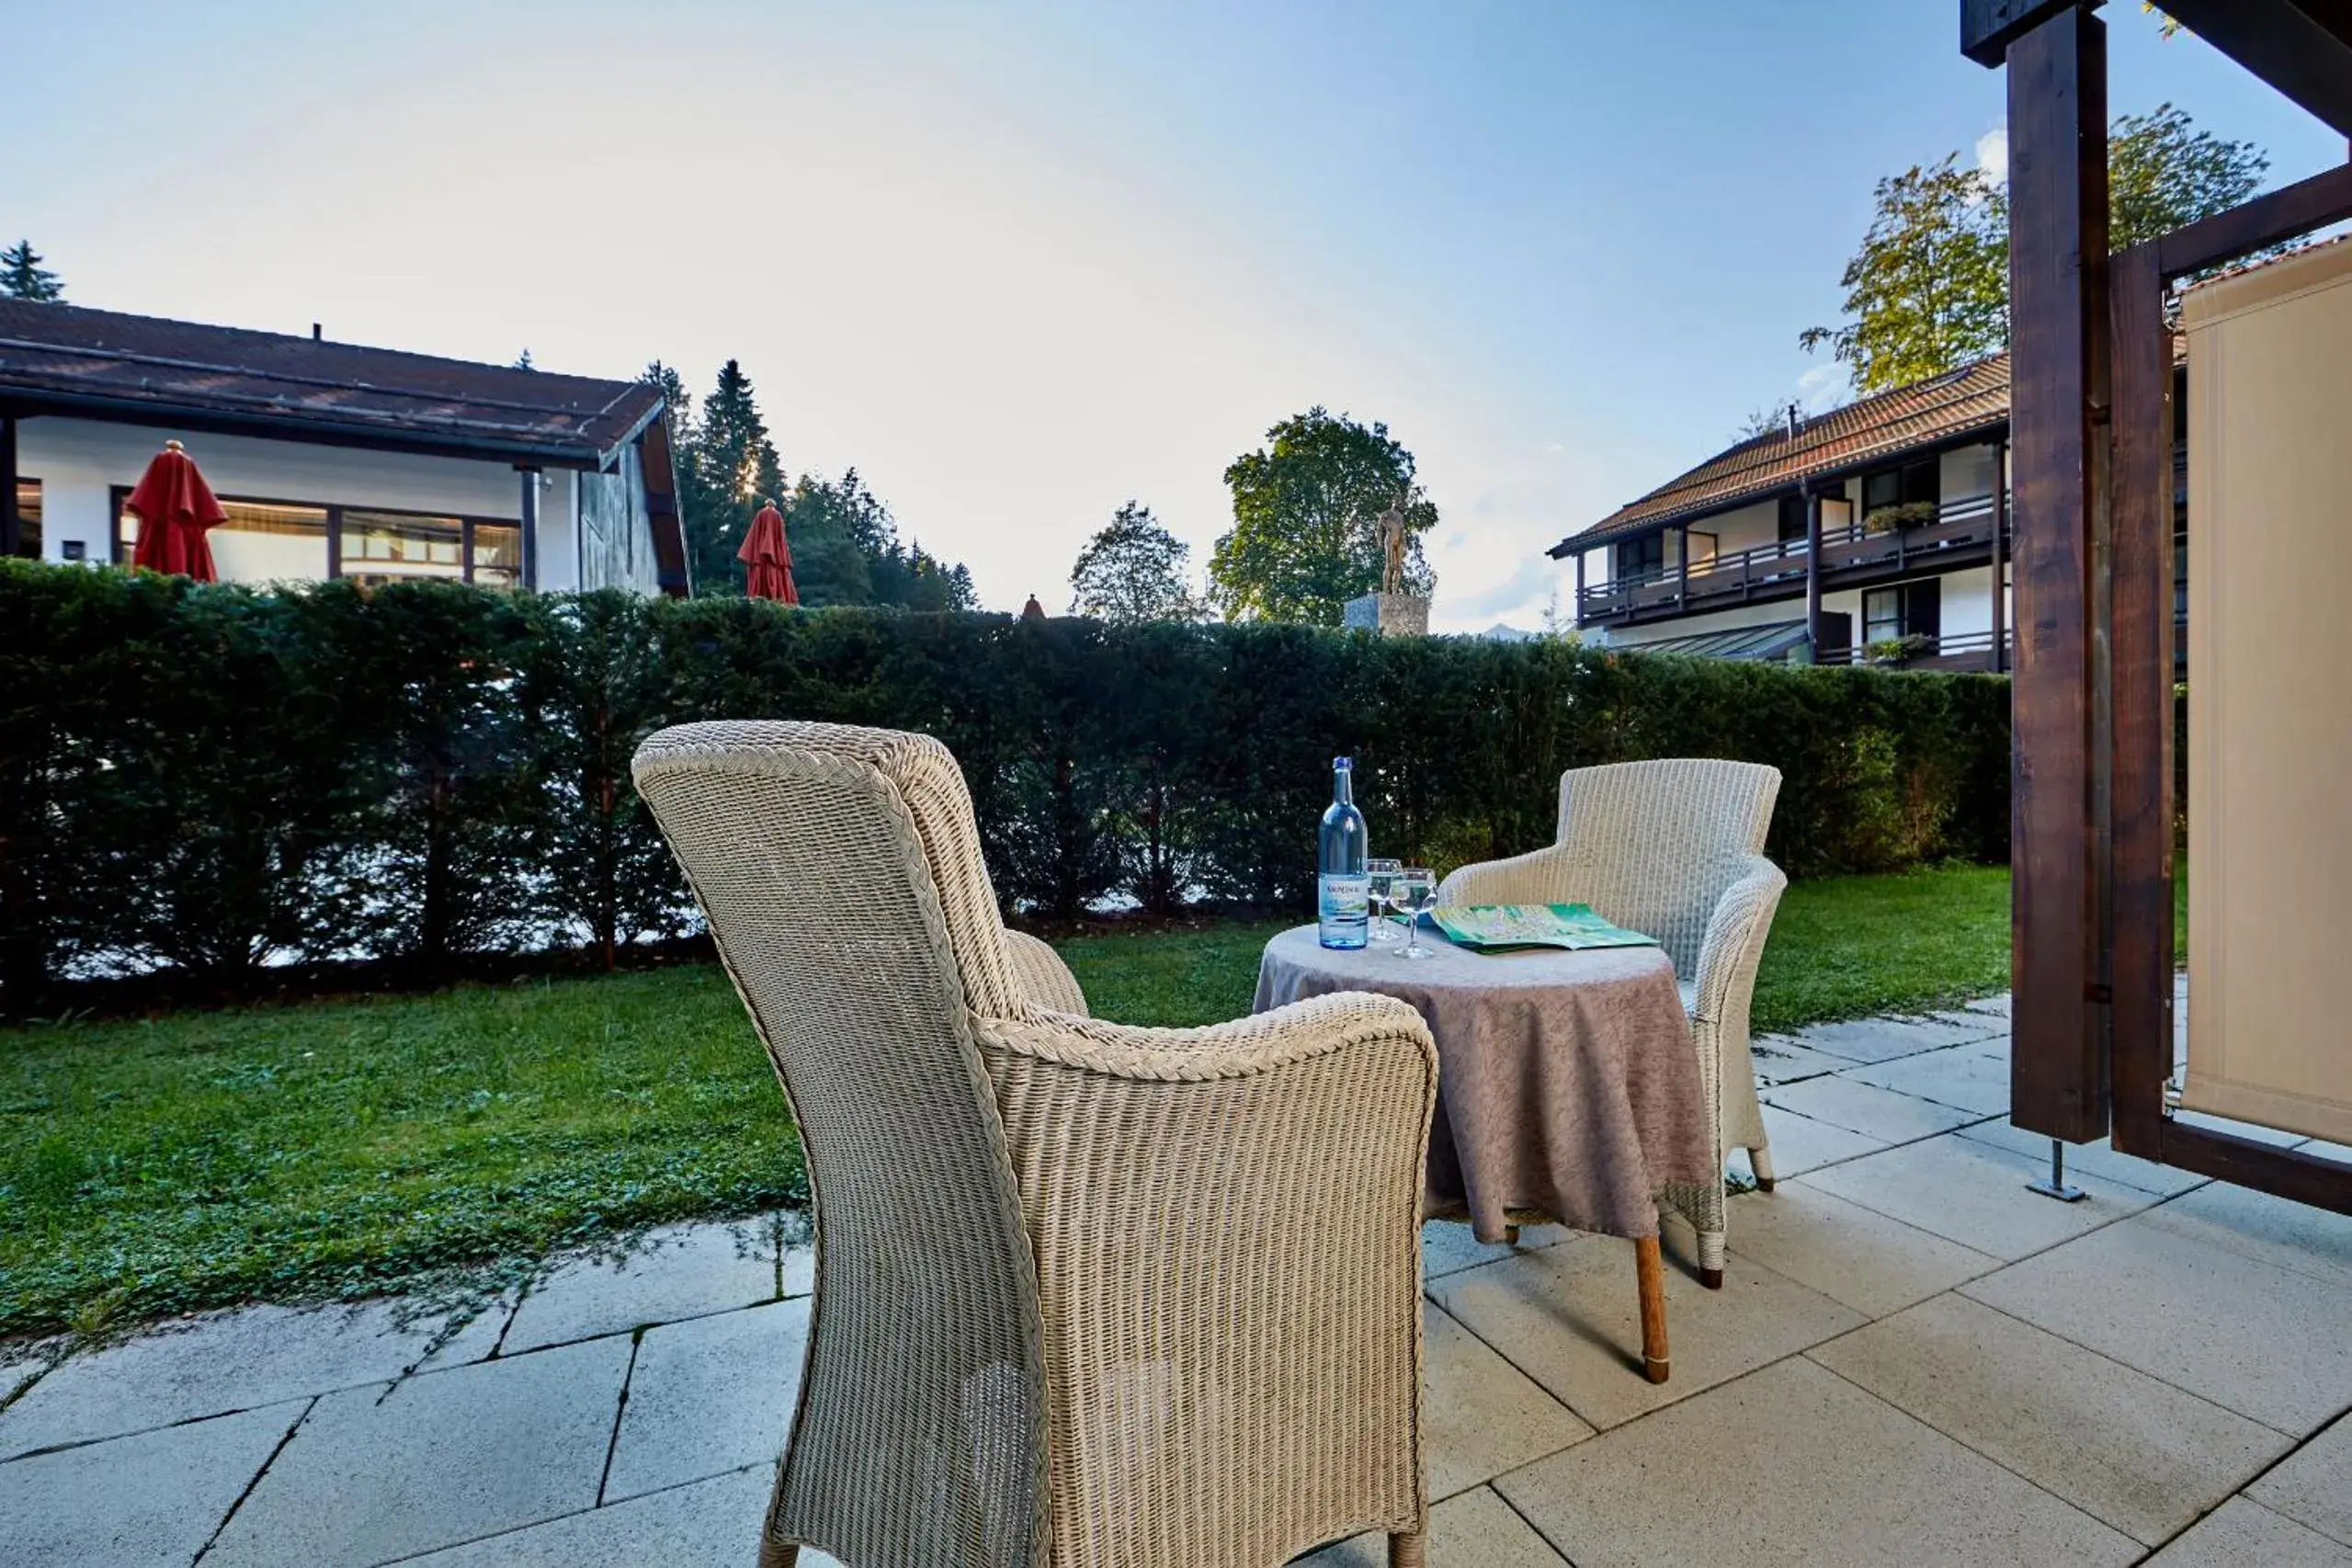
[0, 561, 2010, 1008]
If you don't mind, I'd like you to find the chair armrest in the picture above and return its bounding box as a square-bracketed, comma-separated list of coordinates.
[1004, 928, 1087, 1017]
[1434, 843, 1577, 906]
[970, 994, 1437, 1554]
[1690, 854, 1787, 1029]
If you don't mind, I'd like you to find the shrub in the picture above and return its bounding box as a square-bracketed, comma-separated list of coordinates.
[0, 562, 2013, 1010]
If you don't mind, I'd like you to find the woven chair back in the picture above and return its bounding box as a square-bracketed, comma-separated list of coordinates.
[1553, 758, 1781, 977]
[633, 720, 1044, 1568]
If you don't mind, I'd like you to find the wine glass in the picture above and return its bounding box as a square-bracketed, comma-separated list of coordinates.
[1393, 866, 1437, 960]
[1366, 858, 1402, 942]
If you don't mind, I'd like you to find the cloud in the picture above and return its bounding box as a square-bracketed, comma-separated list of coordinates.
[1975, 124, 2009, 186]
[1793, 361, 1849, 413]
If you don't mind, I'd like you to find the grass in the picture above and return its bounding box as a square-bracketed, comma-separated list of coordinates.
[3, 862, 2033, 1338]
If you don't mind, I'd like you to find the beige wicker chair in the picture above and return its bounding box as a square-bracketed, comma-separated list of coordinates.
[1435, 758, 1786, 1288]
[633, 721, 1439, 1568]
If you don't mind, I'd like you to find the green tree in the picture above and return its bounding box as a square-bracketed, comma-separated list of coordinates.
[1208, 408, 1437, 625]
[1, 240, 64, 301]
[1799, 155, 2010, 393]
[1804, 106, 2268, 392]
[678, 359, 785, 595]
[1069, 501, 1204, 623]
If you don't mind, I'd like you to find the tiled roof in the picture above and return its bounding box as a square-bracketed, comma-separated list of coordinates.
[0, 301, 665, 467]
[1551, 353, 2011, 555]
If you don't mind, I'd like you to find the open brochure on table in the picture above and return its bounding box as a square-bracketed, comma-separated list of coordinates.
[1424, 902, 1659, 952]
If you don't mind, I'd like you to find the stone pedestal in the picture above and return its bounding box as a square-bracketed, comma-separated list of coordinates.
[1343, 592, 1430, 637]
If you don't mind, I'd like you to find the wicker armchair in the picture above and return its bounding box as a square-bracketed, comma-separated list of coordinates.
[1435, 758, 1786, 1286]
[633, 722, 1438, 1568]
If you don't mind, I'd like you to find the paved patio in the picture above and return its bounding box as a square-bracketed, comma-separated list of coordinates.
[6, 987, 2350, 1567]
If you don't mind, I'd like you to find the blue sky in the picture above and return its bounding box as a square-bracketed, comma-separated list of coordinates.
[7, 2, 2344, 625]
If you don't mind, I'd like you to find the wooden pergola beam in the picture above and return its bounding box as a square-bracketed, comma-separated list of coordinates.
[2156, 0, 2352, 139]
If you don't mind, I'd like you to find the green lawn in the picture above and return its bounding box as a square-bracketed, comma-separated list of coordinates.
[3, 863, 2028, 1338]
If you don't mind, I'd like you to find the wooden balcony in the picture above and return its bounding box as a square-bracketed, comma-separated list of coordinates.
[1575, 493, 2006, 628]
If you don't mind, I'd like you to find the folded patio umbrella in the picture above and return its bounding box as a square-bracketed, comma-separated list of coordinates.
[737, 501, 800, 604]
[125, 439, 229, 581]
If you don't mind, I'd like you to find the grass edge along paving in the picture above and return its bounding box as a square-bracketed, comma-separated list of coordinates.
[1, 864, 2023, 1340]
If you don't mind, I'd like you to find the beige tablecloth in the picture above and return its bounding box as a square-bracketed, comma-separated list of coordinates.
[1253, 924, 1709, 1243]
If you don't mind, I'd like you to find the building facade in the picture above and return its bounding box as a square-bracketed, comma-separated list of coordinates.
[1555, 355, 2024, 672]
[0, 301, 688, 596]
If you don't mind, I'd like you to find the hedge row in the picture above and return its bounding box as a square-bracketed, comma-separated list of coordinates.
[0, 561, 2011, 1008]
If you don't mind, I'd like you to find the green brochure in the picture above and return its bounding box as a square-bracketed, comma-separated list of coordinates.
[1426, 903, 1659, 952]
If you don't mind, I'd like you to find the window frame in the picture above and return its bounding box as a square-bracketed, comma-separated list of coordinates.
[10, 475, 40, 561]
[110, 487, 519, 585]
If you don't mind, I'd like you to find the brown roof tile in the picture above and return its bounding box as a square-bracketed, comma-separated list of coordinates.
[1551, 352, 2011, 556]
[0, 301, 664, 467]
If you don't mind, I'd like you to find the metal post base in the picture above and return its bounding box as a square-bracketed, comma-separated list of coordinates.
[2024, 1138, 2087, 1202]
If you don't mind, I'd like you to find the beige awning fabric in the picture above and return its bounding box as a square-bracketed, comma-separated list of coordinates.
[2180, 237, 2352, 1145]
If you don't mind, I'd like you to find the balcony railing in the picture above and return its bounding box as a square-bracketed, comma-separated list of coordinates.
[1577, 492, 2008, 626]
[1815, 628, 2013, 672]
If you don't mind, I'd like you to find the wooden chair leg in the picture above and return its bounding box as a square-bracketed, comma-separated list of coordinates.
[1389, 1529, 1426, 1567]
[1635, 1235, 1670, 1384]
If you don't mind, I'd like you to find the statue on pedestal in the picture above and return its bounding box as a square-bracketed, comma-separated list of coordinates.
[1379, 490, 1408, 597]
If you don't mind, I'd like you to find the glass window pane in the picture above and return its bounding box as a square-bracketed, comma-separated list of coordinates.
[118, 494, 330, 583]
[10, 478, 38, 560]
[470, 523, 520, 590]
[340, 510, 465, 585]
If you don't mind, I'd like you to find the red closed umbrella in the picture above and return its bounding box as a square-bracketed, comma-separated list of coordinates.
[125, 440, 229, 581]
[737, 501, 800, 604]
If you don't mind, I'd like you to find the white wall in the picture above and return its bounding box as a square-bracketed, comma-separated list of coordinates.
[17, 416, 588, 590]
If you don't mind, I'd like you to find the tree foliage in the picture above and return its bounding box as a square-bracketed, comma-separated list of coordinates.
[676, 359, 787, 595]
[1069, 502, 1204, 623]
[1208, 408, 1437, 625]
[1, 240, 64, 301]
[1803, 106, 2268, 392]
[1799, 155, 2009, 393]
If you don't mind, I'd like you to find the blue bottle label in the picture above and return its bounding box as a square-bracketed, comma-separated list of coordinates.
[1318, 873, 1369, 948]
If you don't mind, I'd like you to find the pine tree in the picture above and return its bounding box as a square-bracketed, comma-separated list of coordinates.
[1, 240, 65, 301]
[679, 359, 785, 594]
[511, 348, 535, 371]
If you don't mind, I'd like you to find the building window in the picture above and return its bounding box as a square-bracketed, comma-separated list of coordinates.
[113, 491, 519, 588]
[9, 478, 39, 560]
[1863, 578, 1943, 644]
[1615, 532, 1665, 581]
[1861, 458, 1940, 515]
[1777, 494, 1808, 543]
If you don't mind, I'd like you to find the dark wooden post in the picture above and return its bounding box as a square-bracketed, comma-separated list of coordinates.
[2003, 1, 2112, 1143]
[0, 413, 17, 559]
[1574, 549, 1586, 627]
[517, 466, 540, 590]
[1676, 527, 1689, 608]
[1991, 438, 2009, 671]
[1804, 486, 1824, 656]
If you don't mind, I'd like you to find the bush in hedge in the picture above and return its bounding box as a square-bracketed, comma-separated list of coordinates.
[0, 560, 2012, 1010]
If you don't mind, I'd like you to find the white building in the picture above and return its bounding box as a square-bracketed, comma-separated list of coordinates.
[1553, 355, 2024, 671]
[0, 301, 687, 596]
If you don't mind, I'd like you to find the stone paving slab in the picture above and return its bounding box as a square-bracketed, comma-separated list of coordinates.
[204, 1334, 634, 1568]
[2250, 1415, 2352, 1548]
[2143, 1496, 2352, 1567]
[395, 1464, 847, 1567]
[1761, 1073, 1984, 1143]
[1964, 1212, 2352, 1436]
[1744, 1035, 1852, 1085]
[501, 1217, 786, 1353]
[1744, 1103, 1889, 1180]
[1419, 1301, 1591, 1500]
[604, 1298, 809, 1503]
[1809, 1292, 2291, 1545]
[1418, 1219, 1576, 1281]
[0, 1297, 504, 1460]
[1802, 1132, 2159, 1259]
[1296, 1484, 1567, 1566]
[0, 1402, 301, 1568]
[1708, 1183, 1998, 1318]
[1954, 1118, 2211, 1198]
[1428, 1240, 1862, 1431]
[1792, 1013, 1997, 1064]
[2135, 1176, 2352, 1288]
[1841, 1039, 2014, 1117]
[1496, 1357, 2137, 1568]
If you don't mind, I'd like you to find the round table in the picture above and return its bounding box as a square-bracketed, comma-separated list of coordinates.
[1253, 922, 1713, 1383]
